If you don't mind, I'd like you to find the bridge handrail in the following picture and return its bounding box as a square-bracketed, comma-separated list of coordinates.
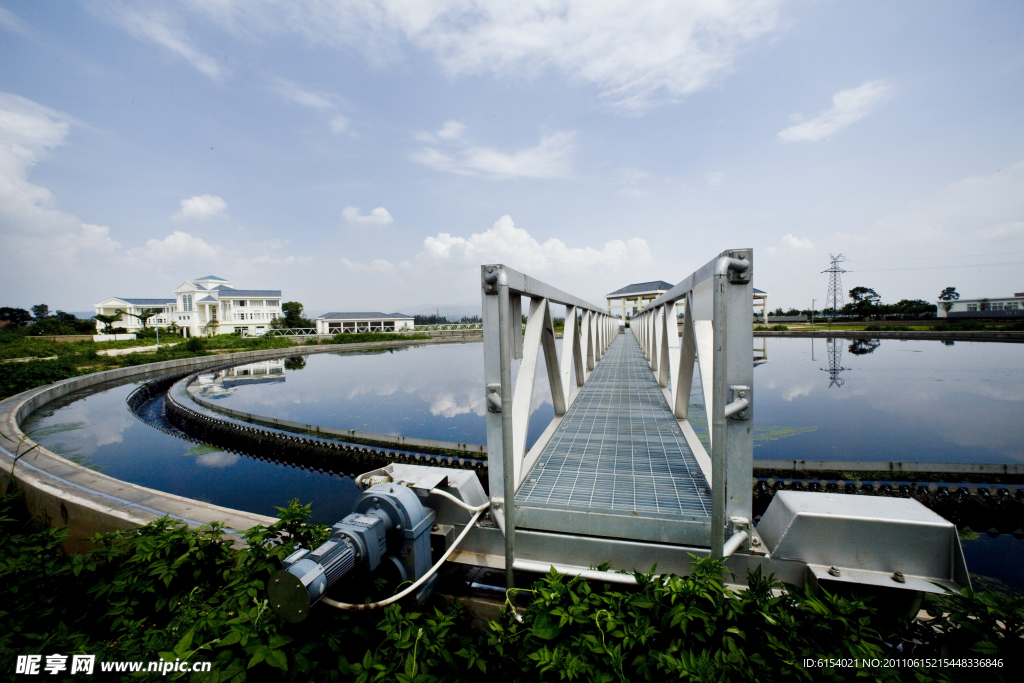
[412, 323, 483, 331]
[481, 264, 618, 588]
[244, 324, 485, 338]
[632, 249, 754, 558]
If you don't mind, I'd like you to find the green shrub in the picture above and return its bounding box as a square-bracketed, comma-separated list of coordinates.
[185, 337, 206, 352]
[0, 358, 82, 400]
[754, 325, 789, 331]
[0, 492, 1019, 682]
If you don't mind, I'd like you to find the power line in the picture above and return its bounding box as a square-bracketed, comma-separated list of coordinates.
[849, 261, 1024, 273]
[846, 251, 1024, 263]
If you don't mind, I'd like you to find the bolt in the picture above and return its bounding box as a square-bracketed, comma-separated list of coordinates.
[274, 578, 279, 584]
[828, 566, 841, 577]
[751, 537, 761, 547]
[892, 571, 906, 584]
[432, 524, 439, 531]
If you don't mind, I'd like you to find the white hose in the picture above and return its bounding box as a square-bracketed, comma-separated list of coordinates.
[427, 487, 490, 512]
[321, 506, 486, 611]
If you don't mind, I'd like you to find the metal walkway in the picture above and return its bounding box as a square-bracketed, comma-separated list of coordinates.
[515, 333, 713, 544]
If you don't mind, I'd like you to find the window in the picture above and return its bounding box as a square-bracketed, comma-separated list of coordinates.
[992, 303, 1003, 311]
[1008, 303, 1020, 311]
[265, 300, 278, 307]
[249, 300, 262, 306]
[237, 299, 246, 307]
[182, 294, 193, 311]
[967, 304, 978, 311]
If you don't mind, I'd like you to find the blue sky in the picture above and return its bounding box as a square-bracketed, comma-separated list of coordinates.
[1, 0, 1022, 315]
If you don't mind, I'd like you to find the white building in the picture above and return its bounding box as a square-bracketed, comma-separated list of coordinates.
[937, 293, 1023, 318]
[314, 312, 414, 334]
[95, 275, 282, 337]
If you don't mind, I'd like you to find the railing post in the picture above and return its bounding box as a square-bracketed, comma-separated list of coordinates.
[709, 250, 754, 558]
[482, 265, 516, 589]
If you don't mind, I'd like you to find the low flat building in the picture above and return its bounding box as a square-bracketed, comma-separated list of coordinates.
[95, 275, 282, 337]
[606, 281, 675, 321]
[938, 293, 1023, 318]
[315, 312, 414, 334]
[607, 281, 768, 321]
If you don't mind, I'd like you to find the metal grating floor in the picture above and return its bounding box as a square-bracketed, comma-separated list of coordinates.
[516, 333, 711, 521]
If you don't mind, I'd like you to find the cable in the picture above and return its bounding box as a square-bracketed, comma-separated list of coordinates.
[320, 507, 487, 611]
[848, 262, 1024, 273]
[427, 487, 491, 512]
[847, 251, 1024, 263]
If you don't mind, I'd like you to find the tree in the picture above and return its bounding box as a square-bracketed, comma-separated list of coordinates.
[121, 308, 164, 330]
[31, 304, 49, 320]
[203, 319, 220, 337]
[848, 339, 881, 355]
[892, 299, 937, 318]
[280, 301, 312, 328]
[0, 308, 32, 327]
[848, 287, 881, 317]
[979, 298, 991, 312]
[937, 287, 960, 313]
[94, 310, 123, 333]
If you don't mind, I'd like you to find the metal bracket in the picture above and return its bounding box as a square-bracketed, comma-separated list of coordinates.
[725, 385, 750, 419]
[486, 383, 502, 412]
[726, 250, 751, 284]
[483, 265, 506, 294]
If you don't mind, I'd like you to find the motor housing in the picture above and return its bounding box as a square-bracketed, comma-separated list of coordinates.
[268, 483, 436, 623]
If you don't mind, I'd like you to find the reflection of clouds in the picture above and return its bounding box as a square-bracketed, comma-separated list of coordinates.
[196, 451, 240, 468]
[759, 339, 1024, 461]
[211, 342, 560, 432]
[782, 385, 813, 401]
[428, 392, 486, 418]
[52, 394, 133, 451]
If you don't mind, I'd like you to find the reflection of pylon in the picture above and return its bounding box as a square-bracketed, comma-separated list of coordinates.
[823, 338, 846, 388]
[822, 254, 847, 317]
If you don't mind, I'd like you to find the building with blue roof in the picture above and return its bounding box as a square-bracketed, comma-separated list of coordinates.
[94, 275, 283, 337]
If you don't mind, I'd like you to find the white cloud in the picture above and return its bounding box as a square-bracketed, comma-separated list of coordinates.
[0, 92, 123, 266]
[340, 257, 394, 271]
[868, 162, 1024, 246]
[705, 171, 725, 186]
[781, 233, 813, 251]
[419, 214, 655, 273]
[134, 230, 221, 260]
[343, 206, 394, 225]
[272, 78, 335, 109]
[183, 0, 780, 111]
[413, 131, 575, 179]
[330, 115, 349, 133]
[778, 80, 894, 143]
[171, 194, 228, 221]
[92, 2, 224, 79]
[765, 233, 814, 257]
[437, 120, 465, 140]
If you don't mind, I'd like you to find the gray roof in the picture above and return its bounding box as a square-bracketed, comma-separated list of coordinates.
[194, 275, 227, 281]
[210, 285, 235, 290]
[217, 290, 281, 297]
[607, 281, 675, 297]
[114, 298, 176, 306]
[196, 296, 218, 303]
[318, 312, 414, 320]
[754, 288, 766, 294]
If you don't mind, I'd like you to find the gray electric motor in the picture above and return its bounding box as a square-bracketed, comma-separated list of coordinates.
[268, 483, 437, 623]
